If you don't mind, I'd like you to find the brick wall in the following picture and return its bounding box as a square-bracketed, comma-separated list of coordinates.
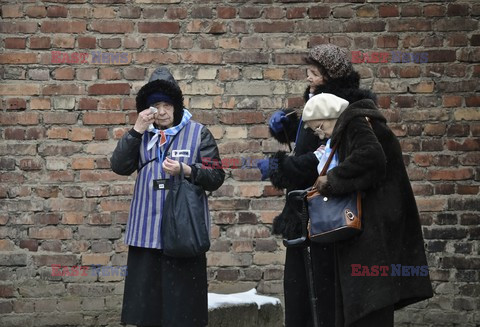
[0, 0, 479, 326]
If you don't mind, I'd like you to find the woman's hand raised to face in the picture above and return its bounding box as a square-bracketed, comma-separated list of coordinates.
[133, 109, 156, 134]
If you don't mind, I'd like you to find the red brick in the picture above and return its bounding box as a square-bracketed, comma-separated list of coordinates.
[53, 67, 75, 80]
[99, 68, 122, 80]
[333, 7, 353, 18]
[253, 22, 294, 33]
[192, 6, 212, 18]
[26, 127, 46, 140]
[99, 38, 121, 49]
[94, 128, 109, 140]
[208, 22, 227, 34]
[6, 98, 27, 110]
[309, 6, 330, 18]
[424, 5, 446, 17]
[401, 5, 421, 17]
[30, 98, 50, 110]
[447, 139, 480, 151]
[91, 21, 134, 33]
[47, 6, 68, 17]
[43, 113, 78, 124]
[138, 22, 179, 34]
[265, 7, 284, 19]
[119, 6, 141, 18]
[286, 7, 307, 19]
[5, 38, 26, 49]
[447, 4, 470, 16]
[30, 37, 51, 49]
[42, 84, 83, 95]
[123, 67, 146, 80]
[98, 98, 121, 110]
[5, 128, 25, 140]
[88, 83, 130, 95]
[0, 113, 39, 125]
[217, 7, 236, 19]
[219, 112, 264, 125]
[20, 240, 39, 252]
[78, 98, 98, 110]
[2, 5, 23, 18]
[428, 168, 474, 181]
[424, 50, 456, 63]
[41, 21, 86, 33]
[181, 51, 222, 64]
[83, 112, 126, 125]
[0, 22, 37, 33]
[143, 8, 165, 19]
[239, 7, 261, 19]
[377, 35, 398, 48]
[388, 19, 431, 32]
[146, 37, 169, 49]
[0, 53, 37, 64]
[78, 37, 96, 49]
[70, 128, 93, 141]
[379, 5, 398, 17]
[25, 6, 47, 18]
[443, 95, 463, 108]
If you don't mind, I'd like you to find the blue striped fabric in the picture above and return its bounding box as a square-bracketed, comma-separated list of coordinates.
[124, 120, 208, 249]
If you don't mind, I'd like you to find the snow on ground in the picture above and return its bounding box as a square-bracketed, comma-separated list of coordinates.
[208, 289, 281, 310]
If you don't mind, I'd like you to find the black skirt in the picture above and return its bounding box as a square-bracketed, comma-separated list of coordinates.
[121, 246, 208, 327]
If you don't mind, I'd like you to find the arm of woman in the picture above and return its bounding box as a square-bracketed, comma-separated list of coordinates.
[189, 127, 225, 192]
[110, 129, 142, 176]
[269, 151, 319, 190]
[320, 117, 386, 195]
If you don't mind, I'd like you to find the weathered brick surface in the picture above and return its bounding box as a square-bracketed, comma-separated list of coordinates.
[0, 1, 478, 326]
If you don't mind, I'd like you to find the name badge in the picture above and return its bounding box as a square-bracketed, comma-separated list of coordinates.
[172, 149, 190, 158]
[153, 179, 169, 191]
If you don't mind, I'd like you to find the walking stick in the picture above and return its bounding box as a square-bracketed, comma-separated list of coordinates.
[284, 190, 320, 327]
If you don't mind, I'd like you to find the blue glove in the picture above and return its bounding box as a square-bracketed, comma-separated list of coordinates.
[256, 159, 271, 181]
[269, 111, 288, 134]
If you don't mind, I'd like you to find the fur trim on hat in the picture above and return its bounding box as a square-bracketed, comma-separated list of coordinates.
[136, 77, 184, 126]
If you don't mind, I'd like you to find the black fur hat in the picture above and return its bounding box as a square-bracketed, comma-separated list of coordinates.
[136, 67, 184, 126]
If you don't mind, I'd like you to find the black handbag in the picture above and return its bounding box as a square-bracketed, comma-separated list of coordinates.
[306, 143, 362, 243]
[161, 163, 210, 257]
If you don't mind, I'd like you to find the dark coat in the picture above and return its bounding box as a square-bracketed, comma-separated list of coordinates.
[321, 99, 433, 325]
[270, 85, 378, 239]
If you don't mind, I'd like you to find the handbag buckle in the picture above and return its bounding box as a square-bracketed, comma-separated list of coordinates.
[345, 210, 355, 221]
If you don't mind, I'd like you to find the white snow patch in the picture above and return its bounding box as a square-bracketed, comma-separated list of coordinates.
[208, 288, 281, 310]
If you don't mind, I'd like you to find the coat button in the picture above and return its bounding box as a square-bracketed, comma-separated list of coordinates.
[323, 197, 328, 201]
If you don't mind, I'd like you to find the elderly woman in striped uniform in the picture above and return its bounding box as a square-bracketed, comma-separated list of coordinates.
[111, 67, 225, 327]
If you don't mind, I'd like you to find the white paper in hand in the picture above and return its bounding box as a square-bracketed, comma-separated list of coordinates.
[148, 106, 157, 132]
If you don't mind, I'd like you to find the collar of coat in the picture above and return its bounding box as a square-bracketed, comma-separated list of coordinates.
[330, 99, 387, 146]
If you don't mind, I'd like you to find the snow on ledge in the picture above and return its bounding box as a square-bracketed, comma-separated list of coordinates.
[208, 288, 281, 310]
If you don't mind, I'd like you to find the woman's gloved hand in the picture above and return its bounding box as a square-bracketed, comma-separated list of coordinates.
[269, 111, 288, 134]
[256, 159, 271, 181]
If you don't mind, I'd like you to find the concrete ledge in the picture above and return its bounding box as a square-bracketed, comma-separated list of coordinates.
[208, 289, 283, 327]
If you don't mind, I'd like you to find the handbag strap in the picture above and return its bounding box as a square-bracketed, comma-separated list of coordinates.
[318, 116, 373, 177]
[318, 143, 338, 177]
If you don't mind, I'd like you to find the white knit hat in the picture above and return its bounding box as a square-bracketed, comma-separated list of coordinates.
[302, 93, 349, 122]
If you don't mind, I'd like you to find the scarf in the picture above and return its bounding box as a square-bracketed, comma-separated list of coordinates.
[147, 109, 192, 151]
[314, 139, 338, 174]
